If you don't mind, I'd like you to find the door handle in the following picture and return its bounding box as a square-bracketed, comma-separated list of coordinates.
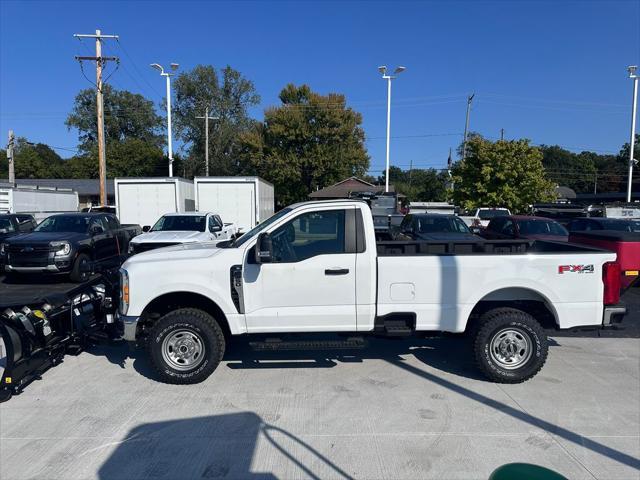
[325, 268, 349, 275]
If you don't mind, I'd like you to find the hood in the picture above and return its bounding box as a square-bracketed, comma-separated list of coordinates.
[414, 232, 481, 241]
[3, 231, 88, 245]
[131, 230, 210, 244]
[124, 241, 222, 265]
[523, 234, 569, 242]
[0, 231, 17, 242]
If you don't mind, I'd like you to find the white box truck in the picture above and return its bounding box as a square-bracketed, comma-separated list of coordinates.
[0, 184, 79, 221]
[114, 177, 195, 229]
[194, 177, 274, 232]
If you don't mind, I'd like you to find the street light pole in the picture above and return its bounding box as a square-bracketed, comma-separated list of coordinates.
[626, 65, 638, 203]
[151, 62, 179, 177]
[379, 65, 406, 193]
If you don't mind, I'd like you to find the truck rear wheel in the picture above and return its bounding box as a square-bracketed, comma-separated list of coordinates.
[147, 308, 225, 385]
[473, 308, 548, 384]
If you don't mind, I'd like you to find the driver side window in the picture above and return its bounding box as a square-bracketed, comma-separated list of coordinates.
[270, 209, 346, 263]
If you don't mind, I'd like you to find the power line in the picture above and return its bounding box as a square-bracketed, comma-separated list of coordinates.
[115, 39, 164, 98]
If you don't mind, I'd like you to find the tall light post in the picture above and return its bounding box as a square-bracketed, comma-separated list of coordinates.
[626, 65, 638, 203]
[151, 62, 179, 177]
[379, 65, 406, 193]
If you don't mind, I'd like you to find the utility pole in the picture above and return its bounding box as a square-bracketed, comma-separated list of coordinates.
[594, 171, 598, 195]
[500, 128, 504, 141]
[626, 65, 638, 203]
[408, 159, 413, 187]
[196, 107, 219, 176]
[74, 29, 119, 206]
[7, 130, 15, 183]
[462, 93, 475, 160]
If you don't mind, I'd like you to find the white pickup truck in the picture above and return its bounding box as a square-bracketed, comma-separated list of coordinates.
[128, 212, 236, 255]
[461, 208, 511, 228]
[118, 200, 626, 385]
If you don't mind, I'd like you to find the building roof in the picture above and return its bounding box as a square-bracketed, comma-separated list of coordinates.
[15, 178, 114, 196]
[309, 177, 394, 199]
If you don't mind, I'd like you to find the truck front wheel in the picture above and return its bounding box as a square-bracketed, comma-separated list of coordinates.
[473, 308, 548, 384]
[147, 308, 225, 385]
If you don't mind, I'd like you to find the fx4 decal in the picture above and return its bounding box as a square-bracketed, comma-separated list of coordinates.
[558, 264, 594, 274]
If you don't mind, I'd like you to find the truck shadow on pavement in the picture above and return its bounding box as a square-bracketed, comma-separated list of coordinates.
[97, 412, 355, 480]
[89, 335, 639, 472]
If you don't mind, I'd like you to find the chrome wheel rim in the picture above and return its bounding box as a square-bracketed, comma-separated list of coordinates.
[489, 327, 533, 370]
[161, 329, 205, 371]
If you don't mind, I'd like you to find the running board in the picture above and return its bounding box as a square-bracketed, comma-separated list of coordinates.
[250, 337, 367, 351]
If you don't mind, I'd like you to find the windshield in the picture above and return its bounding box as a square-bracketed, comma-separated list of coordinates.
[418, 216, 471, 234]
[35, 215, 91, 233]
[152, 215, 207, 232]
[518, 219, 568, 236]
[0, 217, 15, 232]
[478, 209, 509, 220]
[233, 208, 293, 247]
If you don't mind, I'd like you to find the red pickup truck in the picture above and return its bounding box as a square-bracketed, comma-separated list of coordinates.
[568, 231, 640, 290]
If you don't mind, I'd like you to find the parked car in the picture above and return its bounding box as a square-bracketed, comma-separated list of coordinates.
[567, 217, 640, 233]
[395, 213, 481, 241]
[128, 212, 238, 255]
[118, 200, 625, 386]
[482, 215, 569, 241]
[460, 207, 511, 228]
[1, 213, 141, 282]
[569, 230, 640, 290]
[0, 214, 37, 243]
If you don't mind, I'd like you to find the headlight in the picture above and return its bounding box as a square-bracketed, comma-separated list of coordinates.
[119, 268, 129, 315]
[51, 241, 71, 256]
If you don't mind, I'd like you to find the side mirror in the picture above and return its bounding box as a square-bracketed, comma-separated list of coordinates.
[91, 225, 104, 235]
[142, 225, 151, 232]
[210, 224, 222, 233]
[255, 232, 273, 264]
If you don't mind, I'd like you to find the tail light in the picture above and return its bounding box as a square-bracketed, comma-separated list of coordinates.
[602, 262, 621, 305]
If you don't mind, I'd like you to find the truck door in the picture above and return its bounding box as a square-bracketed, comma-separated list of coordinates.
[90, 216, 112, 261]
[242, 207, 357, 332]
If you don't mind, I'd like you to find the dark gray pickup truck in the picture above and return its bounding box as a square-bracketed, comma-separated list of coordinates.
[1, 213, 141, 282]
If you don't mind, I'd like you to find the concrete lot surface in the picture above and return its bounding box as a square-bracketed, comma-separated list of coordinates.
[1, 332, 638, 480]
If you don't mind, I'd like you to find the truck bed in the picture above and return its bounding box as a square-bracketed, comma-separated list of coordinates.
[376, 239, 605, 256]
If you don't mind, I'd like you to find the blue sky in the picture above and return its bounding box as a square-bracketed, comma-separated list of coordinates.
[1, 0, 639, 176]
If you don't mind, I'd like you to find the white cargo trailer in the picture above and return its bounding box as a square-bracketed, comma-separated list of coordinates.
[0, 184, 79, 221]
[194, 177, 274, 232]
[115, 177, 195, 228]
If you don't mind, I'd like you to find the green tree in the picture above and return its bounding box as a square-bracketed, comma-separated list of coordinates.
[0, 149, 7, 178]
[240, 84, 370, 205]
[172, 65, 260, 176]
[66, 85, 164, 153]
[379, 166, 449, 202]
[451, 136, 555, 212]
[66, 139, 167, 179]
[2, 138, 67, 179]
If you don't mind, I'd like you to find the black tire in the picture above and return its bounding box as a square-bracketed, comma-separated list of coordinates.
[473, 307, 548, 384]
[147, 308, 225, 385]
[69, 253, 90, 283]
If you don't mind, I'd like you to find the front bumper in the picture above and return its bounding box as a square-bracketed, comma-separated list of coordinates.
[4, 250, 73, 274]
[5, 264, 60, 273]
[119, 314, 139, 341]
